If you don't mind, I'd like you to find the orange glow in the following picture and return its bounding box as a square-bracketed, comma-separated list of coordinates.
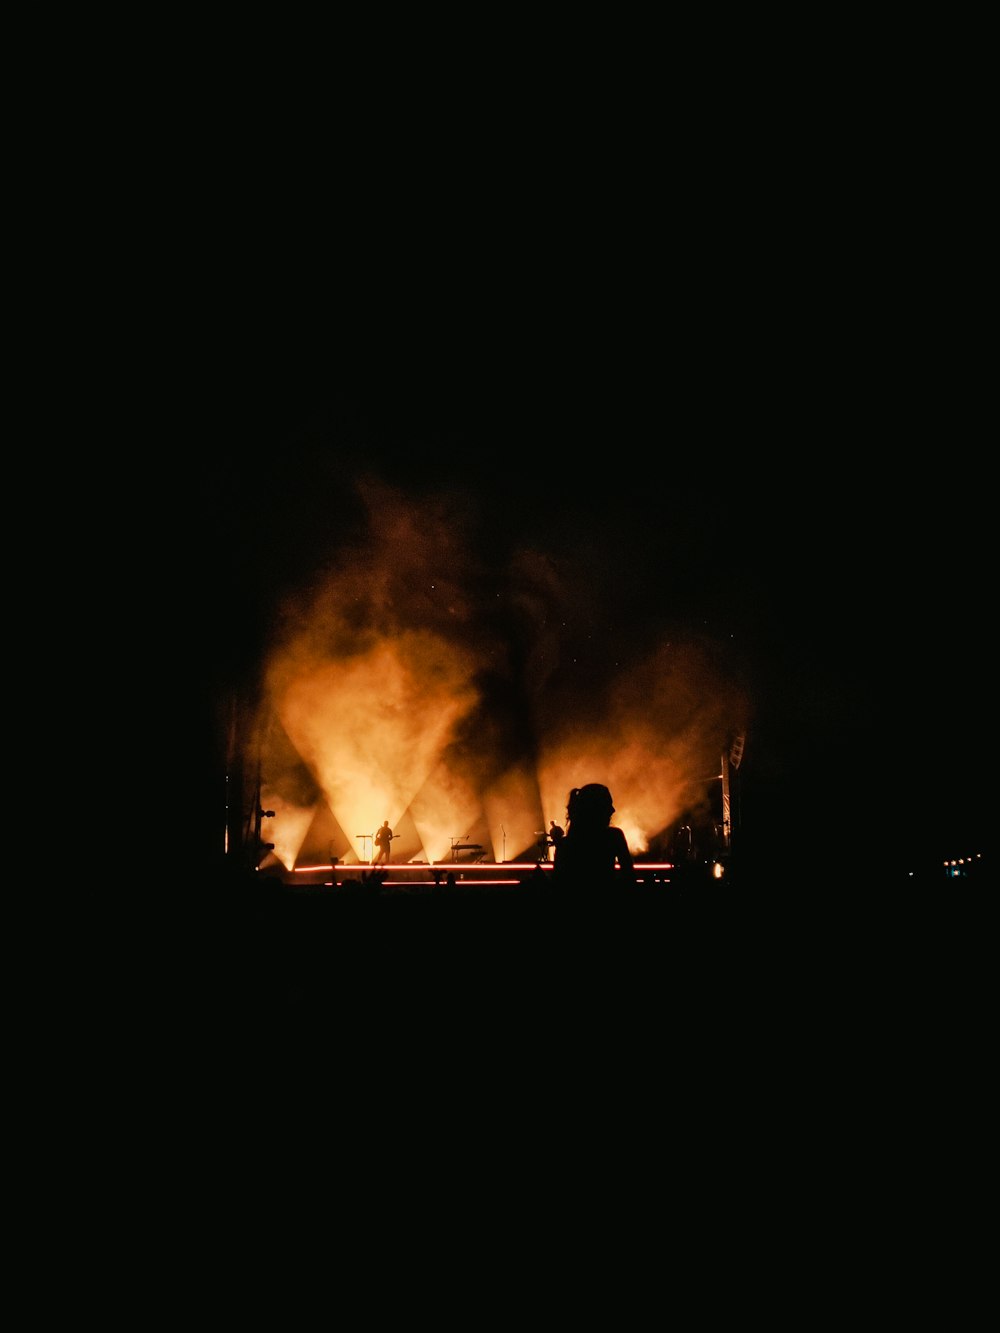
[248, 479, 750, 870]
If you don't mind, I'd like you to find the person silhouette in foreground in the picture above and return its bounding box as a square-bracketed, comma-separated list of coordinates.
[552, 783, 635, 892]
[372, 820, 393, 865]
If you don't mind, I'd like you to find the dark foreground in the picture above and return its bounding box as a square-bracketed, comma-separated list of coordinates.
[133, 848, 991, 1301]
[183, 859, 989, 1060]
[163, 856, 992, 1240]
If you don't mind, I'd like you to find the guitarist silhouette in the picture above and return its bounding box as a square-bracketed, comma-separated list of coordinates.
[372, 821, 394, 865]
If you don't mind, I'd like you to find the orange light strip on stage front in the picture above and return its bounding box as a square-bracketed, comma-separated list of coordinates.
[291, 861, 556, 873]
[288, 862, 677, 875]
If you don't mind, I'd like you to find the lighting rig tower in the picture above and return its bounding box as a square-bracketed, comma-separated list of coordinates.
[249, 776, 275, 870]
[224, 682, 272, 874]
[721, 732, 745, 850]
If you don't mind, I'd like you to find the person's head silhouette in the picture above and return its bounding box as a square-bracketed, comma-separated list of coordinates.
[567, 783, 615, 828]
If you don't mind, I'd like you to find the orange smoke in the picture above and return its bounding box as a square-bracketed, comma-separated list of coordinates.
[252, 476, 751, 870]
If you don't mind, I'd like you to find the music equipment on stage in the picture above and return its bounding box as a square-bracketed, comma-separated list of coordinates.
[450, 836, 486, 863]
[356, 833, 374, 861]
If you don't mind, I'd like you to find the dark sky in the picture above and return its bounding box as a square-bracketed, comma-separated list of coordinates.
[180, 219, 988, 878]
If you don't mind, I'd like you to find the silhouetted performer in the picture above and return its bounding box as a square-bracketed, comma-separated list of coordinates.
[548, 820, 565, 859]
[372, 820, 394, 865]
[552, 784, 635, 892]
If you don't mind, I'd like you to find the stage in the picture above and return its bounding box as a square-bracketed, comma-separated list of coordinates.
[274, 858, 685, 892]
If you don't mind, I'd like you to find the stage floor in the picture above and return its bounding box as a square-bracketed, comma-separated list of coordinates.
[273, 859, 684, 891]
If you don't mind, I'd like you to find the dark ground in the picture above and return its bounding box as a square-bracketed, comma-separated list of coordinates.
[186, 857, 989, 1056]
[160, 851, 990, 1269]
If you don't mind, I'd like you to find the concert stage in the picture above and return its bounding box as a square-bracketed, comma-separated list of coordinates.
[275, 858, 686, 892]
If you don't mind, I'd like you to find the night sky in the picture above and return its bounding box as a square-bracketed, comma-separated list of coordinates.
[179, 231, 988, 883]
